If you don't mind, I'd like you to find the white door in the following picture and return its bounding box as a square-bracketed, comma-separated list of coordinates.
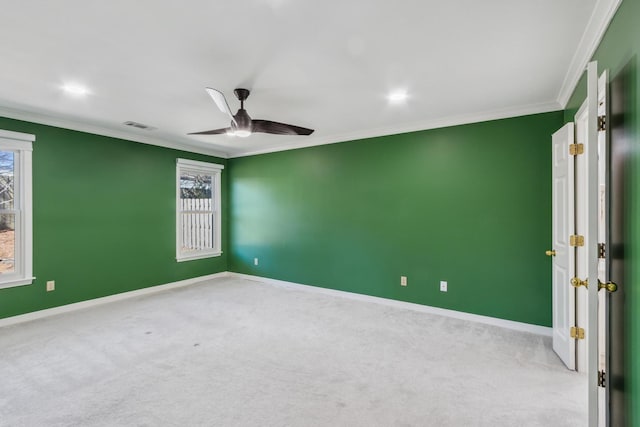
[596, 70, 608, 427]
[553, 62, 606, 426]
[571, 62, 601, 426]
[551, 122, 575, 370]
[575, 100, 590, 374]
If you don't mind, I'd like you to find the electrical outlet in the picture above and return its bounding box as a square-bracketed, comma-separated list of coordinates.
[254, 258, 259, 266]
[46, 280, 55, 292]
[400, 276, 407, 287]
[440, 280, 447, 292]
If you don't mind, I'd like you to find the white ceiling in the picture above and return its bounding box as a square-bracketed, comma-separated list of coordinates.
[0, 0, 620, 158]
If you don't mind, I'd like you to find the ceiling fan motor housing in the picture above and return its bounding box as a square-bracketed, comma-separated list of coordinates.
[233, 108, 252, 131]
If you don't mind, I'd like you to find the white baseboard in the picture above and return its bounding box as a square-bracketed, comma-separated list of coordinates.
[1, 271, 552, 337]
[229, 273, 553, 337]
[0, 272, 230, 328]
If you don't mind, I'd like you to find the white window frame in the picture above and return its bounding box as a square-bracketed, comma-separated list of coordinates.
[176, 158, 223, 262]
[0, 129, 34, 289]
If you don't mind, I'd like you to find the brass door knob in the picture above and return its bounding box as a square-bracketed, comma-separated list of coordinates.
[545, 250, 556, 257]
[598, 281, 618, 293]
[571, 277, 588, 288]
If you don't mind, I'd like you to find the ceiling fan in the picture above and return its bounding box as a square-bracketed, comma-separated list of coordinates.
[189, 88, 314, 138]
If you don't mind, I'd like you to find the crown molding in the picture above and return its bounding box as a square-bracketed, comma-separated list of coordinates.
[1, 98, 563, 161]
[229, 100, 562, 158]
[0, 104, 231, 159]
[556, 0, 622, 107]
[0, 2, 618, 161]
[1, 100, 562, 161]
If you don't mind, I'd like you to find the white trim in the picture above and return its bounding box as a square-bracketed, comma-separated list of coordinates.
[556, 0, 622, 107]
[0, 271, 553, 337]
[1, 97, 562, 159]
[0, 139, 33, 152]
[0, 277, 36, 290]
[176, 251, 222, 262]
[0, 129, 35, 143]
[586, 60, 600, 427]
[229, 273, 553, 337]
[20, 148, 32, 285]
[176, 158, 224, 171]
[0, 0, 622, 162]
[176, 158, 223, 261]
[0, 272, 229, 329]
[575, 101, 589, 373]
[0, 105, 229, 159]
[0, 133, 34, 289]
[229, 101, 561, 158]
[576, 97, 589, 124]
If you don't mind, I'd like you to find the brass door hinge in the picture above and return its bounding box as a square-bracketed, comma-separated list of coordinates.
[570, 326, 585, 340]
[598, 370, 606, 388]
[569, 143, 584, 155]
[570, 235, 585, 247]
[598, 243, 606, 259]
[598, 115, 606, 131]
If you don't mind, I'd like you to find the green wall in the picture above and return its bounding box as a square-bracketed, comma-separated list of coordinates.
[0, 117, 228, 319]
[564, 0, 639, 424]
[229, 111, 563, 326]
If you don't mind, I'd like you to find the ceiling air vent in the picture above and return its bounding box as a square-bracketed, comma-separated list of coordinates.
[123, 121, 156, 131]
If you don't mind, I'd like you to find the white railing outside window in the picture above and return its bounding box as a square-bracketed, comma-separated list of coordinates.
[180, 198, 213, 251]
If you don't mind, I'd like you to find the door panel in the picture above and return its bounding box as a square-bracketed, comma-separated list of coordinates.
[552, 123, 575, 370]
[575, 102, 589, 373]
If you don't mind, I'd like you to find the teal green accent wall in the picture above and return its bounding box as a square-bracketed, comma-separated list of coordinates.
[229, 111, 563, 326]
[0, 117, 228, 319]
[564, 0, 639, 424]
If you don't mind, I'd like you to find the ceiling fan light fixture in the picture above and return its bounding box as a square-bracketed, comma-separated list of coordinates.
[226, 120, 251, 137]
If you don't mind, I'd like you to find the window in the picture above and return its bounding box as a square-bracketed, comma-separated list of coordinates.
[0, 129, 34, 289]
[176, 158, 223, 261]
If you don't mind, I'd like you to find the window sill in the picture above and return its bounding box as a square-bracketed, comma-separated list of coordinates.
[176, 251, 222, 263]
[0, 277, 35, 290]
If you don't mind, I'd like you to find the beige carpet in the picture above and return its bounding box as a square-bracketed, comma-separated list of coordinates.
[0, 276, 586, 426]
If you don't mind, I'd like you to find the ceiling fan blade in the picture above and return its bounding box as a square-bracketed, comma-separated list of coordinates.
[205, 87, 237, 126]
[252, 119, 314, 136]
[188, 127, 231, 135]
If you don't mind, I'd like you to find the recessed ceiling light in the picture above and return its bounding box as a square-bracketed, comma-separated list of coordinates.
[387, 89, 409, 104]
[62, 83, 90, 97]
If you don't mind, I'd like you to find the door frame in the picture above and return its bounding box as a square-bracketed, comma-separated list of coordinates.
[552, 61, 621, 426]
[553, 61, 601, 426]
[585, 61, 600, 427]
[596, 69, 609, 427]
